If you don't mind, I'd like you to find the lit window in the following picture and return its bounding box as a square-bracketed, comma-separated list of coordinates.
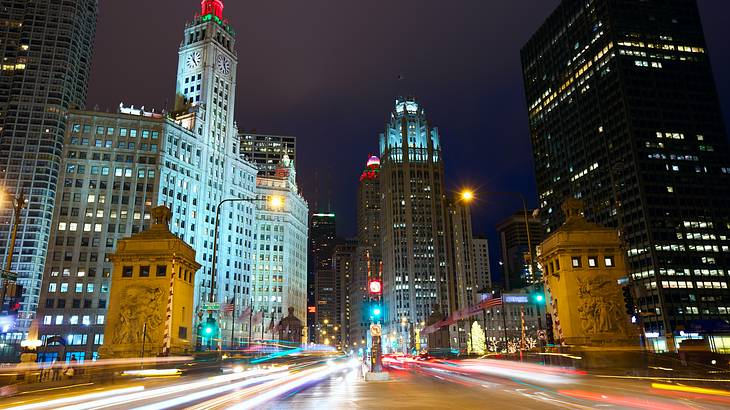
[43, 315, 52, 325]
[605, 256, 615, 267]
[588, 257, 598, 268]
[70, 315, 79, 325]
[96, 315, 105, 325]
[667, 186, 674, 193]
[82, 315, 91, 326]
[55, 315, 63, 325]
[572, 257, 582, 268]
[58, 222, 67, 231]
[75, 283, 83, 293]
[60, 283, 68, 293]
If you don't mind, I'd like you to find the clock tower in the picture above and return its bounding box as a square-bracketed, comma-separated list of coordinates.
[175, 0, 237, 154]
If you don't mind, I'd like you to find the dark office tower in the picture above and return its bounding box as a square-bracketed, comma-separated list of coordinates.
[332, 240, 357, 350]
[522, 0, 730, 350]
[496, 210, 542, 291]
[0, 1, 98, 346]
[239, 133, 297, 176]
[308, 212, 337, 342]
[351, 155, 381, 347]
[379, 97, 449, 350]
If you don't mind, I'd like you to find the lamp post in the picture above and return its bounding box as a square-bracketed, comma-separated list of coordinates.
[201, 195, 284, 351]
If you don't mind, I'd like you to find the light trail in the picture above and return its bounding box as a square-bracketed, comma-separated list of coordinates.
[225, 359, 361, 410]
[4, 386, 145, 410]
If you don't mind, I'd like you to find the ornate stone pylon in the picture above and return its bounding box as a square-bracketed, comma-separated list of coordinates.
[99, 206, 201, 358]
[538, 199, 638, 347]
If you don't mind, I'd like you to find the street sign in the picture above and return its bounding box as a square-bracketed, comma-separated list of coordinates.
[503, 294, 529, 304]
[370, 324, 382, 337]
[202, 302, 220, 311]
[0, 269, 17, 281]
[537, 330, 546, 341]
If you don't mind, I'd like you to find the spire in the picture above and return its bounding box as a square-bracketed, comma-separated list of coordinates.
[201, 0, 224, 19]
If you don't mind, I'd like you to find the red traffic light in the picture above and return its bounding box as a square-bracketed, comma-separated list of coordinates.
[369, 280, 382, 295]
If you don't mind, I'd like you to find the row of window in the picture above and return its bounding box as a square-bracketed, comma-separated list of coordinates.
[48, 282, 107, 294]
[42, 314, 104, 326]
[45, 298, 105, 309]
[71, 124, 160, 139]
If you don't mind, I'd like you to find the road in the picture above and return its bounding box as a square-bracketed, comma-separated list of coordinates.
[2, 356, 730, 409]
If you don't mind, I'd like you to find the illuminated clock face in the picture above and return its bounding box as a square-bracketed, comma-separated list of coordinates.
[186, 51, 201, 69]
[216, 54, 231, 75]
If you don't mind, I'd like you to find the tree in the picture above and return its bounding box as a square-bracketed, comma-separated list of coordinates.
[470, 321, 486, 355]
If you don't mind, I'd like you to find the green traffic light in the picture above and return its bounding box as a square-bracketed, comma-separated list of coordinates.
[535, 294, 544, 302]
[205, 327, 213, 335]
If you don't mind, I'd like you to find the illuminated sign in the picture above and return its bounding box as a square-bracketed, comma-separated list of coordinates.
[503, 294, 529, 304]
[644, 332, 660, 338]
[307, 306, 316, 313]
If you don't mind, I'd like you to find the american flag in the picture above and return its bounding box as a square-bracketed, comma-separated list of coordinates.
[222, 298, 235, 315]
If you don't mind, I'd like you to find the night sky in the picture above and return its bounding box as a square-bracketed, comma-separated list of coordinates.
[87, 1, 730, 274]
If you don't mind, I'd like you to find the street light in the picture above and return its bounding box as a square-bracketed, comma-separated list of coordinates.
[462, 188, 536, 286]
[460, 189, 474, 203]
[205, 194, 285, 351]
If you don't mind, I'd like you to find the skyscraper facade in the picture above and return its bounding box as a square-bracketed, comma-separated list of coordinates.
[472, 237, 491, 292]
[332, 240, 357, 349]
[308, 212, 337, 342]
[35, 0, 262, 360]
[523, 0, 730, 350]
[0, 0, 98, 353]
[250, 156, 308, 342]
[496, 210, 542, 291]
[379, 97, 449, 349]
[351, 155, 382, 349]
[446, 198, 477, 351]
[239, 133, 296, 177]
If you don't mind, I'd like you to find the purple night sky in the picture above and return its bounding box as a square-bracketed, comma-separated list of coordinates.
[86, 1, 730, 273]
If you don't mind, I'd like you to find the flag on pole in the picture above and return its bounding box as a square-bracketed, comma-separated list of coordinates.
[240, 305, 252, 322]
[252, 310, 263, 326]
[222, 298, 235, 315]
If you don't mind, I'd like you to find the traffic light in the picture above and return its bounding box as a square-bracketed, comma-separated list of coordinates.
[532, 293, 545, 304]
[622, 285, 635, 316]
[9, 284, 23, 314]
[203, 316, 218, 337]
[368, 279, 382, 296]
[370, 303, 382, 320]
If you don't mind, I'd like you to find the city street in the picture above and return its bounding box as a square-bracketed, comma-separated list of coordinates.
[2, 356, 730, 409]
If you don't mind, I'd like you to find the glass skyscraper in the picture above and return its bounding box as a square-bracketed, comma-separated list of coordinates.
[0, 0, 98, 355]
[522, 0, 730, 351]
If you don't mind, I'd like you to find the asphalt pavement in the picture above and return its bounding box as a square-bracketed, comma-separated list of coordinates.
[2, 356, 730, 409]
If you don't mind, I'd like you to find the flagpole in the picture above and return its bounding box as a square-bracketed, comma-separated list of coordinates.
[230, 297, 236, 349]
[248, 305, 253, 348]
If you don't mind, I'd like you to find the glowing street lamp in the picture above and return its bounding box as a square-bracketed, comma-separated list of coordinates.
[460, 189, 475, 203]
[269, 195, 284, 209]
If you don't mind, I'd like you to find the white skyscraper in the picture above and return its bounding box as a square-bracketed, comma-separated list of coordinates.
[250, 156, 308, 341]
[35, 0, 264, 360]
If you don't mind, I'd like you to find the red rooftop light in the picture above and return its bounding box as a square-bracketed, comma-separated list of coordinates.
[201, 0, 224, 19]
